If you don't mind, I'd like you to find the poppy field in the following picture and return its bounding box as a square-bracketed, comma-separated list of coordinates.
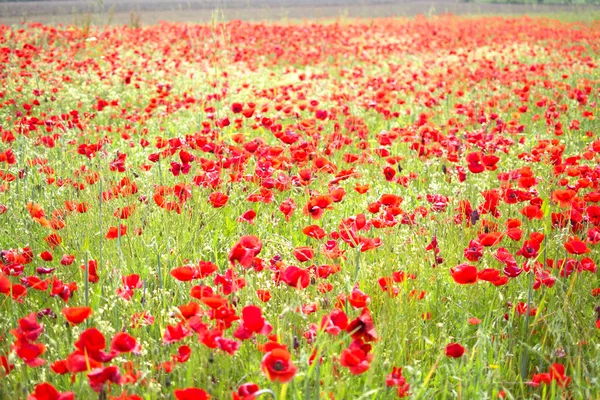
[1, 15, 600, 400]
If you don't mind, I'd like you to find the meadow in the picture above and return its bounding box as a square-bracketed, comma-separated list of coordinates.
[0, 14, 599, 400]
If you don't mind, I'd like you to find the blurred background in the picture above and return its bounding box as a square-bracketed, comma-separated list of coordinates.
[1, 0, 599, 25]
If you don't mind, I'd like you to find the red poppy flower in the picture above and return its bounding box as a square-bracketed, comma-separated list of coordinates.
[386, 366, 410, 397]
[87, 365, 125, 393]
[60, 254, 75, 266]
[40, 251, 53, 262]
[14, 313, 44, 341]
[347, 286, 371, 308]
[256, 289, 271, 302]
[303, 195, 334, 220]
[172, 345, 192, 363]
[445, 342, 465, 358]
[293, 247, 314, 262]
[517, 240, 540, 259]
[261, 348, 297, 383]
[1, 354, 14, 376]
[302, 225, 327, 239]
[28, 382, 74, 400]
[463, 239, 484, 262]
[528, 363, 571, 388]
[281, 266, 310, 289]
[450, 264, 478, 284]
[346, 307, 377, 342]
[170, 266, 196, 282]
[163, 323, 191, 344]
[340, 338, 373, 375]
[228, 235, 262, 267]
[110, 332, 140, 354]
[174, 388, 211, 400]
[106, 225, 127, 239]
[279, 198, 296, 221]
[62, 306, 92, 325]
[208, 192, 229, 208]
[552, 189, 577, 207]
[234, 305, 272, 340]
[564, 237, 590, 254]
[13, 340, 46, 367]
[44, 233, 62, 249]
[233, 383, 260, 400]
[237, 209, 256, 224]
[81, 260, 99, 283]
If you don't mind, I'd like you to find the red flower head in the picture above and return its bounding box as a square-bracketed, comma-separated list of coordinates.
[346, 307, 377, 342]
[208, 192, 229, 208]
[564, 237, 590, 255]
[450, 264, 478, 284]
[62, 306, 92, 325]
[340, 338, 373, 375]
[445, 342, 465, 358]
[261, 348, 297, 383]
[28, 382, 74, 400]
[293, 247, 314, 262]
[174, 388, 211, 400]
[229, 236, 263, 268]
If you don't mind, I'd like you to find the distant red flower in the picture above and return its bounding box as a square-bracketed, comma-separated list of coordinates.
[355, 183, 369, 194]
[386, 366, 410, 397]
[131, 311, 154, 328]
[106, 225, 127, 239]
[256, 289, 271, 302]
[14, 313, 44, 341]
[279, 198, 296, 221]
[44, 233, 62, 249]
[40, 251, 53, 262]
[237, 209, 256, 224]
[552, 189, 577, 208]
[463, 239, 484, 262]
[1, 354, 14, 376]
[528, 363, 571, 388]
[320, 309, 348, 335]
[445, 342, 465, 358]
[60, 254, 75, 266]
[172, 345, 192, 363]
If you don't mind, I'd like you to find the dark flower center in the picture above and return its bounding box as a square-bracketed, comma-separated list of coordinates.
[272, 360, 285, 372]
